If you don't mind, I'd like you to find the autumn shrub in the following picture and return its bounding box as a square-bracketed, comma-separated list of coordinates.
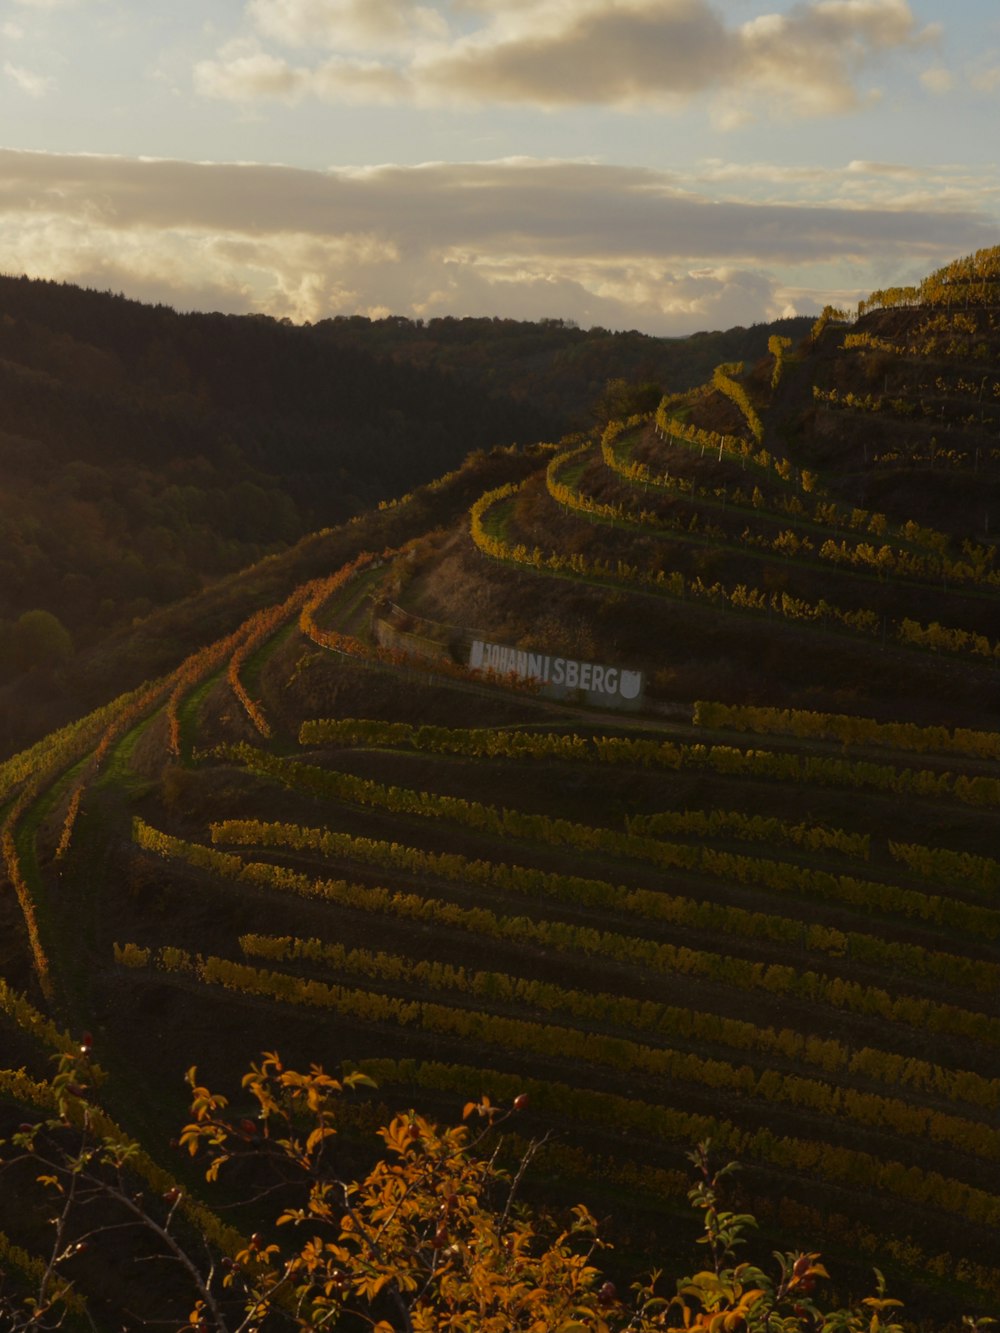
[0, 1046, 945, 1332]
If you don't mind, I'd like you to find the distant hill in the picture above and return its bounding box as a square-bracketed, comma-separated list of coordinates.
[0, 276, 548, 658]
[310, 311, 815, 426]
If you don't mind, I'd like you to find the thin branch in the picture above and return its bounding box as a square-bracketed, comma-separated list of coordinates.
[498, 1133, 550, 1235]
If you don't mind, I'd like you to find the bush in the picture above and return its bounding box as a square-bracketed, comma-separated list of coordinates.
[0, 1046, 964, 1331]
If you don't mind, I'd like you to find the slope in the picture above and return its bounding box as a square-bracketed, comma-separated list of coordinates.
[2, 251, 1000, 1327]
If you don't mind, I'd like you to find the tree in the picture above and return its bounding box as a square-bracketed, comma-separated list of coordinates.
[0, 1045, 969, 1332]
[12, 611, 73, 675]
[593, 379, 661, 428]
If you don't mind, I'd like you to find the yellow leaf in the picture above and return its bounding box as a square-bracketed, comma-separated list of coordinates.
[344, 1071, 377, 1090]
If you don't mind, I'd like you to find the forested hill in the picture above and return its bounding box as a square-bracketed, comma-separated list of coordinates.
[0, 273, 810, 716]
[309, 311, 815, 425]
[0, 276, 548, 648]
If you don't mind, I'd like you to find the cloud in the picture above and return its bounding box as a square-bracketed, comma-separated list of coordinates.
[197, 0, 931, 118]
[846, 160, 920, 176]
[247, 0, 448, 51]
[193, 43, 303, 101]
[971, 63, 1000, 94]
[3, 60, 54, 96]
[693, 157, 1000, 220]
[919, 65, 952, 94]
[194, 40, 408, 103]
[0, 148, 994, 334]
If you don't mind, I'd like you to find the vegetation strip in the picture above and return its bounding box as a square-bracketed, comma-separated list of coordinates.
[132, 818, 1000, 1049]
[472, 479, 887, 642]
[345, 1059, 1000, 1231]
[0, 1067, 242, 1258]
[693, 700, 1000, 762]
[216, 751, 1000, 971]
[354, 1058, 1000, 1303]
[122, 943, 1000, 1167]
[233, 930, 1000, 1110]
[209, 816, 917, 965]
[300, 714, 1000, 810]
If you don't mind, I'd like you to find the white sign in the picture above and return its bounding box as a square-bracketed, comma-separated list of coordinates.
[469, 639, 643, 704]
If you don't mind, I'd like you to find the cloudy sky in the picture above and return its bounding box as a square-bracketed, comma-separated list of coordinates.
[1, 0, 998, 334]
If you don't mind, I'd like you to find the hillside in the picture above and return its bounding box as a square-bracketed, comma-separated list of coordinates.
[310, 311, 815, 426]
[0, 274, 808, 755]
[2, 250, 1000, 1328]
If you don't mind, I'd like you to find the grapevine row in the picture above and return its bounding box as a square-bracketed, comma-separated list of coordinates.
[551, 446, 999, 611]
[124, 945, 1000, 1169]
[299, 720, 869, 859]
[557, 445, 1000, 654]
[652, 401, 813, 490]
[603, 421, 869, 538]
[711, 362, 765, 444]
[888, 841, 1000, 900]
[692, 700, 1000, 762]
[216, 749, 1000, 954]
[0, 1066, 242, 1257]
[471, 481, 884, 639]
[604, 421, 966, 563]
[132, 818, 1000, 1049]
[234, 931, 1000, 1110]
[297, 549, 525, 694]
[472, 481, 1000, 666]
[208, 818, 881, 965]
[0, 977, 107, 1073]
[347, 1059, 1000, 1232]
[217, 749, 1000, 961]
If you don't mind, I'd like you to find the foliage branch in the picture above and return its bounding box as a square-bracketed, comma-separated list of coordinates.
[0, 1045, 942, 1332]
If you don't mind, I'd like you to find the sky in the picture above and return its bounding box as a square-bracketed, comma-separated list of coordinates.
[0, 0, 998, 336]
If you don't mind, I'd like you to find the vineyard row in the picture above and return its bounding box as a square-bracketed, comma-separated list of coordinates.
[169, 943, 1000, 1238]
[209, 815, 949, 986]
[117, 944, 1000, 1171]
[231, 931, 999, 1110]
[692, 700, 1000, 763]
[133, 817, 1000, 1050]
[352, 1057, 1000, 1304]
[471, 483, 1000, 666]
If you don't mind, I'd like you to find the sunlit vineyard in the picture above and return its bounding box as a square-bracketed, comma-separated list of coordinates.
[4, 253, 1000, 1326]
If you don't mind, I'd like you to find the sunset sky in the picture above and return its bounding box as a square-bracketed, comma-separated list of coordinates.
[1, 0, 998, 334]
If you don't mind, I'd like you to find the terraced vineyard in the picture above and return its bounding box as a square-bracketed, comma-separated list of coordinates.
[4, 250, 1000, 1326]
